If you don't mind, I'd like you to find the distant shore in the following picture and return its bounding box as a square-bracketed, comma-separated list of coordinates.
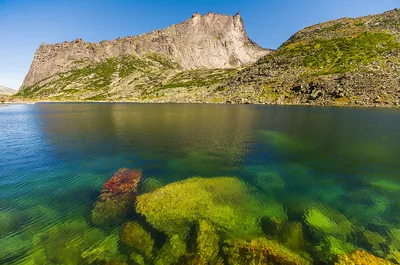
[1, 96, 399, 108]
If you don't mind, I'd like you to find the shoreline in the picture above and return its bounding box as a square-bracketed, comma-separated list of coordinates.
[1, 98, 399, 109]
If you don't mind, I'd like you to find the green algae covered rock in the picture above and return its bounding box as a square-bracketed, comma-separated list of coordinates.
[0, 234, 31, 263]
[91, 168, 143, 228]
[193, 220, 223, 264]
[153, 234, 187, 265]
[0, 210, 29, 237]
[314, 236, 355, 262]
[278, 222, 308, 254]
[223, 237, 312, 265]
[136, 177, 283, 239]
[357, 230, 386, 255]
[120, 221, 154, 261]
[304, 207, 354, 240]
[258, 130, 309, 154]
[22, 220, 126, 265]
[139, 177, 164, 194]
[334, 249, 395, 265]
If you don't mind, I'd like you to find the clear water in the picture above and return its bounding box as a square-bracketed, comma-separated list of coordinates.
[0, 103, 399, 264]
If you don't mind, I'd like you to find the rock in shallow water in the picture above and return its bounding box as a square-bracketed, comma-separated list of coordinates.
[135, 176, 285, 239]
[223, 237, 311, 265]
[334, 249, 395, 265]
[120, 221, 154, 262]
[91, 168, 143, 228]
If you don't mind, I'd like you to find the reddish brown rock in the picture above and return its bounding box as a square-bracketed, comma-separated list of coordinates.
[91, 168, 143, 228]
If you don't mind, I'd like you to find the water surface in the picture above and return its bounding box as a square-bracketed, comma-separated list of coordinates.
[0, 103, 399, 264]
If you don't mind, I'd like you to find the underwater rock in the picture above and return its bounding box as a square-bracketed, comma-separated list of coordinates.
[304, 207, 354, 240]
[314, 236, 355, 263]
[154, 234, 187, 265]
[368, 179, 400, 193]
[130, 252, 146, 265]
[120, 221, 154, 261]
[261, 215, 282, 238]
[193, 220, 223, 264]
[91, 168, 143, 228]
[258, 130, 308, 154]
[278, 222, 307, 254]
[223, 237, 311, 265]
[244, 166, 286, 194]
[0, 210, 29, 237]
[139, 178, 163, 194]
[0, 234, 31, 263]
[24, 220, 125, 264]
[136, 177, 282, 238]
[357, 230, 387, 255]
[334, 249, 395, 265]
[389, 228, 400, 250]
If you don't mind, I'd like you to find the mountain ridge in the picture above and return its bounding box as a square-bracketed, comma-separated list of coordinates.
[21, 12, 269, 91]
[17, 9, 400, 107]
[0, 86, 17, 95]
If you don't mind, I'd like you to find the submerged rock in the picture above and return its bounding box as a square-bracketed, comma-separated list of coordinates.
[334, 249, 395, 265]
[135, 177, 283, 238]
[139, 178, 163, 194]
[153, 234, 187, 265]
[314, 236, 356, 263]
[91, 168, 143, 228]
[223, 237, 312, 265]
[193, 220, 223, 264]
[0, 210, 29, 237]
[304, 207, 354, 240]
[357, 230, 387, 255]
[278, 222, 308, 254]
[24, 220, 125, 264]
[120, 221, 154, 262]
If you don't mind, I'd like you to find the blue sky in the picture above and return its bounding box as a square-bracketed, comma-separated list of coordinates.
[0, 0, 398, 89]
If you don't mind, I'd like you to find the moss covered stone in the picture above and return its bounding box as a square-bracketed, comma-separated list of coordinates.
[223, 237, 311, 265]
[314, 236, 355, 262]
[136, 177, 283, 239]
[22, 220, 125, 265]
[334, 249, 395, 265]
[120, 221, 154, 261]
[194, 220, 222, 264]
[304, 207, 354, 240]
[153, 234, 187, 265]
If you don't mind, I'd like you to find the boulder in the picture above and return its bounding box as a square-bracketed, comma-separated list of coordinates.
[91, 169, 143, 228]
[193, 220, 223, 264]
[304, 207, 354, 240]
[120, 222, 154, 262]
[334, 249, 395, 265]
[223, 237, 311, 265]
[153, 235, 187, 265]
[135, 177, 280, 239]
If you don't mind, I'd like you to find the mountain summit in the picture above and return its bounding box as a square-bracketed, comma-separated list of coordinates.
[21, 12, 269, 94]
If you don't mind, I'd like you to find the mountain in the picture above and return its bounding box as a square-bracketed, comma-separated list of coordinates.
[19, 12, 270, 101]
[0, 86, 17, 95]
[221, 9, 400, 106]
[19, 9, 400, 106]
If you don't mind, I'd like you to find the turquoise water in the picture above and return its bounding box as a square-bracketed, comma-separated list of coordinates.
[0, 103, 399, 264]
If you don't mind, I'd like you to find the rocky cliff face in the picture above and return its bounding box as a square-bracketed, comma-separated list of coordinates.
[21, 12, 269, 90]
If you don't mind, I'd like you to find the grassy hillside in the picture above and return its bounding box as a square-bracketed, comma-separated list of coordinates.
[219, 9, 400, 106]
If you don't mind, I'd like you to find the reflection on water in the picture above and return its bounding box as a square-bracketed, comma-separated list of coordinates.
[0, 103, 399, 264]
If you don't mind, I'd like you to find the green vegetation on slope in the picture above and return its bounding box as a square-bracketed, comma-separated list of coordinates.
[18, 53, 181, 100]
[268, 32, 400, 76]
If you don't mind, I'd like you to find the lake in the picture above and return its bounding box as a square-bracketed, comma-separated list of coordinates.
[0, 103, 399, 264]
